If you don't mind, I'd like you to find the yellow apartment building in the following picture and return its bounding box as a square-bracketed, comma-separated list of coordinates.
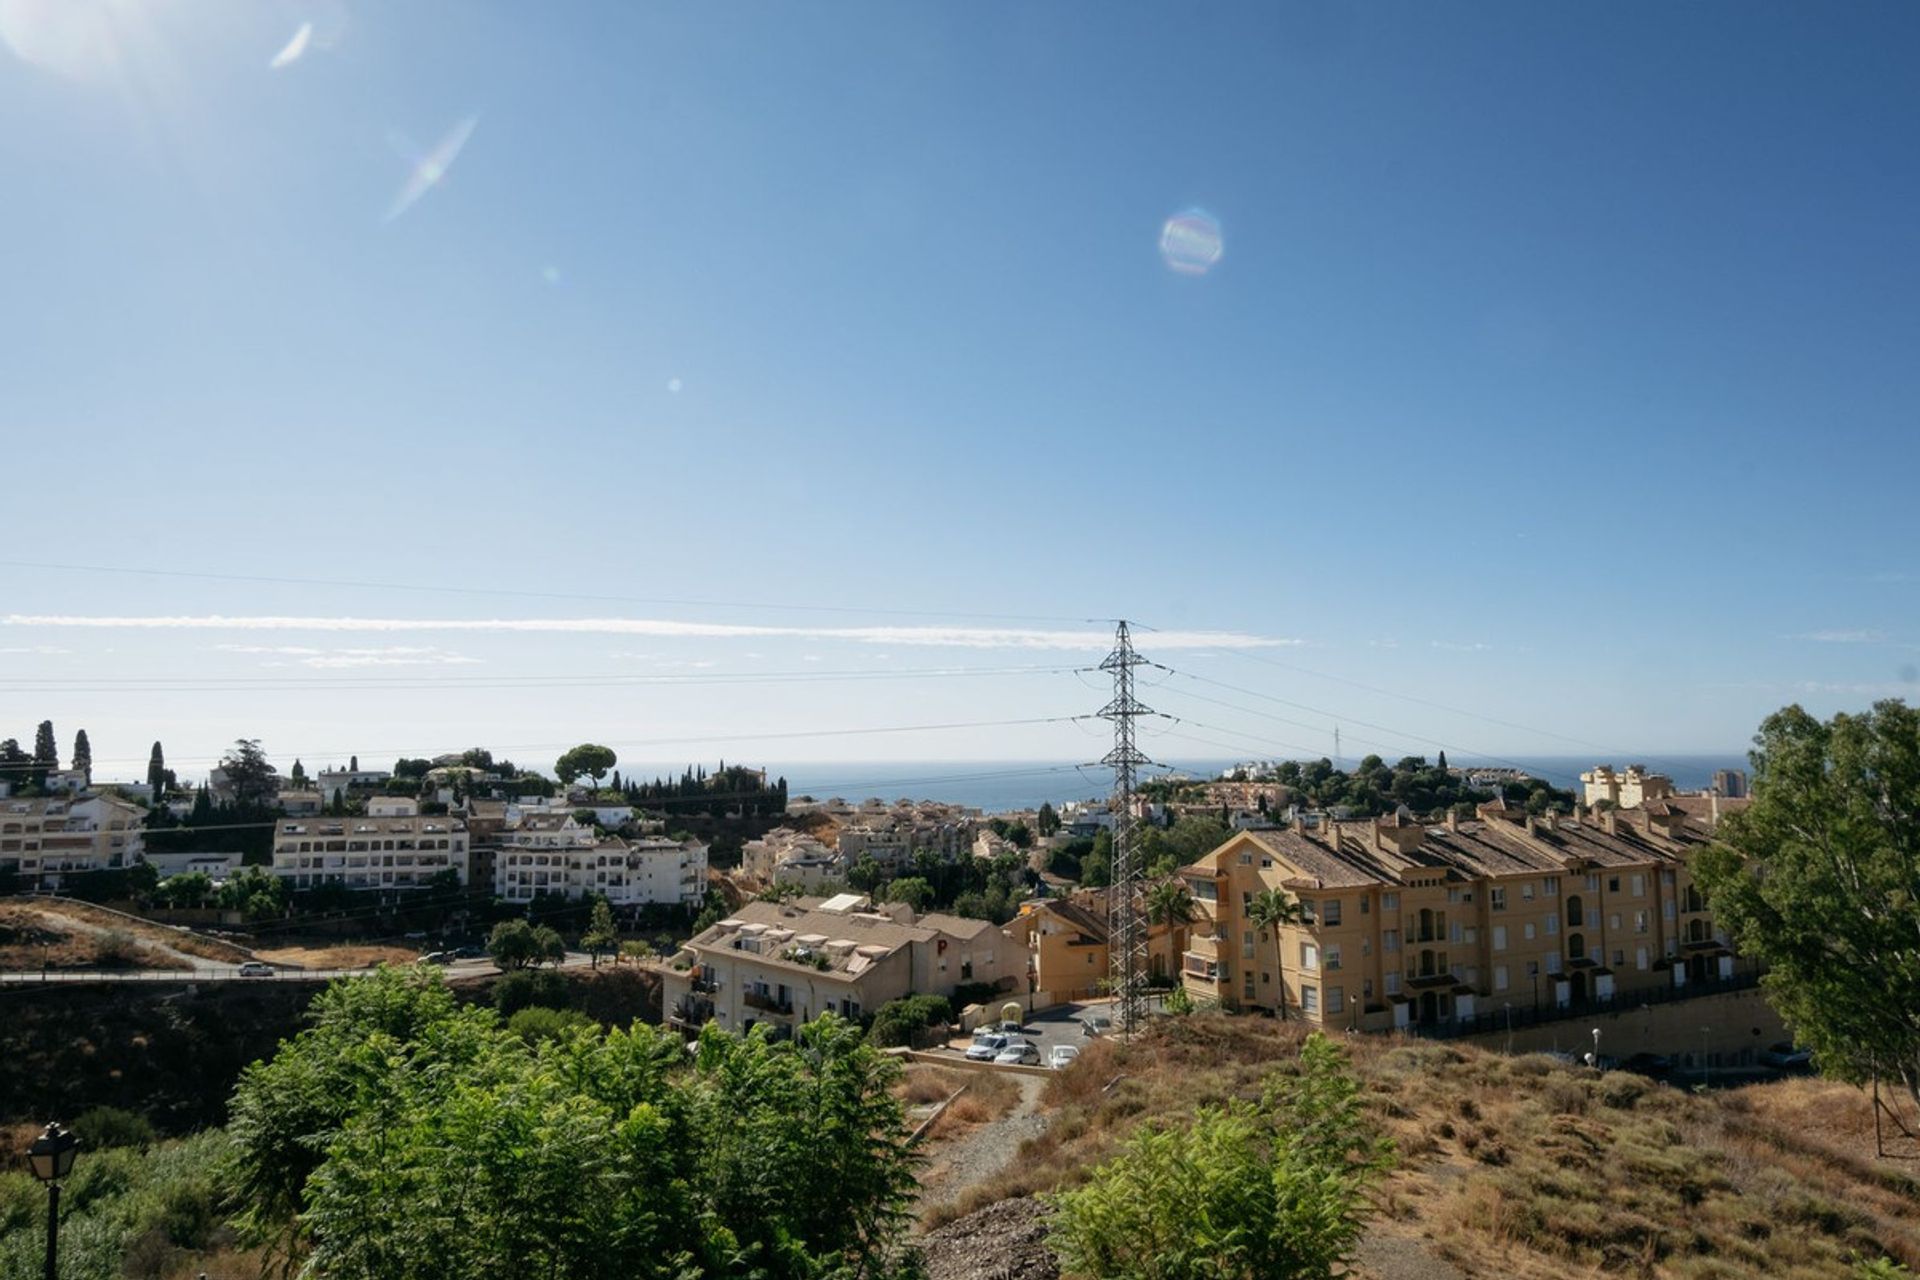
[1178, 801, 1734, 1033]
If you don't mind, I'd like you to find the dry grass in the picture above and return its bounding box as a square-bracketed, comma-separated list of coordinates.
[0, 905, 189, 971]
[26, 900, 254, 963]
[254, 943, 418, 969]
[921, 1068, 1023, 1141]
[920, 1013, 1920, 1276]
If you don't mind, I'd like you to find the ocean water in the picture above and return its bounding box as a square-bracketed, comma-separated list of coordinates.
[621, 753, 1751, 814]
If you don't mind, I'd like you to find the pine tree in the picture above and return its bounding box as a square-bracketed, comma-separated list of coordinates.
[349, 755, 359, 772]
[33, 720, 57, 769]
[1438, 750, 1448, 772]
[290, 758, 306, 785]
[148, 742, 168, 796]
[71, 729, 91, 778]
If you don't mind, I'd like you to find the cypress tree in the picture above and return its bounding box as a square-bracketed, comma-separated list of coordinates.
[148, 742, 167, 796]
[72, 729, 91, 778]
[33, 720, 57, 769]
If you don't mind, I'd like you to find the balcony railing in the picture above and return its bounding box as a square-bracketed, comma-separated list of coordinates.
[742, 990, 793, 1015]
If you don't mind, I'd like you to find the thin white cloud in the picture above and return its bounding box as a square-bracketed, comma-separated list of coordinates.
[0, 644, 69, 654]
[1430, 640, 1493, 653]
[1789, 629, 1888, 644]
[268, 21, 311, 68]
[214, 643, 482, 669]
[17, 614, 1290, 652]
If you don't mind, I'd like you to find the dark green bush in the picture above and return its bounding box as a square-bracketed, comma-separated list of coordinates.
[492, 968, 569, 1016]
[73, 1105, 156, 1150]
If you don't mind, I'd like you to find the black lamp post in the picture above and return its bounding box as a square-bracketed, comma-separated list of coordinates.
[26, 1121, 80, 1280]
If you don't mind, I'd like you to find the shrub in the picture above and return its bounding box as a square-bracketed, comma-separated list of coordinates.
[493, 968, 569, 1016]
[1047, 1032, 1393, 1280]
[73, 1105, 156, 1150]
[868, 994, 953, 1047]
[507, 1006, 597, 1043]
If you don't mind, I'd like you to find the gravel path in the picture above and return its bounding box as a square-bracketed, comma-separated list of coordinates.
[916, 1073, 1051, 1212]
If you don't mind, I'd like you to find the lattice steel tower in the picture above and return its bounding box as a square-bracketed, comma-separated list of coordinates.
[1099, 620, 1155, 1034]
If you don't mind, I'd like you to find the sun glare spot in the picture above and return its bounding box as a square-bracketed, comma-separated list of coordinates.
[1159, 208, 1224, 276]
[268, 21, 311, 69]
[384, 115, 479, 222]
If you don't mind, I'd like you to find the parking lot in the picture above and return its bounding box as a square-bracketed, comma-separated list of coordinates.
[943, 995, 1175, 1068]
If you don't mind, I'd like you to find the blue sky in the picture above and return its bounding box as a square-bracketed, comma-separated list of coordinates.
[3, 1, 1918, 783]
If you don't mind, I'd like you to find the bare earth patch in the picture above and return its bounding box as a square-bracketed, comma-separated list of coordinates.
[254, 944, 419, 969]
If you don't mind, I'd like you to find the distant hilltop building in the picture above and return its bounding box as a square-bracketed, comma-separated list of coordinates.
[1579, 764, 1675, 811]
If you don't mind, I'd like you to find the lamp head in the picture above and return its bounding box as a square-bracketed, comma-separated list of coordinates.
[25, 1122, 79, 1183]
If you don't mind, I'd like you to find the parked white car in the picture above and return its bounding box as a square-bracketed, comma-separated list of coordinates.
[965, 1033, 1008, 1062]
[237, 961, 274, 978]
[995, 1040, 1041, 1066]
[1048, 1045, 1080, 1070]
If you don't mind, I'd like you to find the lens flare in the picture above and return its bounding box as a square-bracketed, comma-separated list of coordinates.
[1159, 209, 1223, 276]
[268, 21, 310, 69]
[384, 115, 478, 222]
[667, 378, 683, 394]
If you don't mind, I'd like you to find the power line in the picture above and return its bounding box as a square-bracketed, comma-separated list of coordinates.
[0, 663, 1078, 693]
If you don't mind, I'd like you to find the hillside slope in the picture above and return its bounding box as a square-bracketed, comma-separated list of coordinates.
[924, 1016, 1920, 1280]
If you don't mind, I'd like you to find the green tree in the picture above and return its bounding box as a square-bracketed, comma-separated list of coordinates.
[555, 743, 618, 787]
[1082, 829, 1113, 887]
[71, 728, 91, 778]
[885, 876, 933, 914]
[218, 739, 278, 807]
[532, 923, 567, 966]
[1145, 879, 1195, 940]
[146, 740, 169, 796]
[867, 994, 953, 1047]
[488, 919, 541, 970]
[155, 871, 214, 909]
[289, 757, 306, 785]
[1695, 701, 1920, 1109]
[1047, 1032, 1391, 1280]
[1037, 801, 1060, 838]
[582, 895, 618, 968]
[1249, 888, 1305, 1020]
[34, 718, 57, 771]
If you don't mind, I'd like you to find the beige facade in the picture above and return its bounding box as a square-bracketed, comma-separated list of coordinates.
[0, 794, 144, 888]
[663, 895, 1022, 1035]
[272, 815, 470, 890]
[1579, 764, 1676, 811]
[495, 814, 706, 907]
[1179, 803, 1732, 1033]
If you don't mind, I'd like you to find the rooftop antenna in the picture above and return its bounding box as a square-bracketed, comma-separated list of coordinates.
[1333, 725, 1343, 770]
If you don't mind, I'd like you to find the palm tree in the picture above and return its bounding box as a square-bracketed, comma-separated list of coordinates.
[1248, 888, 1305, 1020]
[1143, 880, 1195, 982]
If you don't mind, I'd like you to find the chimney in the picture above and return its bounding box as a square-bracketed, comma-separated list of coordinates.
[1444, 807, 1460, 834]
[1523, 814, 1538, 837]
[1603, 808, 1620, 837]
[1709, 792, 1720, 826]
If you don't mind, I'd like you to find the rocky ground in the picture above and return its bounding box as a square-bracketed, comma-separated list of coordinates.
[918, 1196, 1059, 1280]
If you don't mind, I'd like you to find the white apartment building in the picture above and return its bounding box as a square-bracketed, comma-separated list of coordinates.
[271, 815, 470, 890]
[743, 826, 839, 880]
[0, 794, 145, 889]
[494, 814, 707, 908]
[315, 768, 393, 805]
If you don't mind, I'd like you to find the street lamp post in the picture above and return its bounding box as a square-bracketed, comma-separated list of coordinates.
[1591, 1027, 1602, 1069]
[26, 1121, 80, 1280]
[1700, 1025, 1712, 1090]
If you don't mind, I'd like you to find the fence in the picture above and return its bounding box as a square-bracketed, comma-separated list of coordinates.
[1407, 965, 1765, 1041]
[0, 966, 342, 987]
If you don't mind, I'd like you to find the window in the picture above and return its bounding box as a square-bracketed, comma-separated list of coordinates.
[1238, 852, 1252, 865]
[1521, 881, 1535, 902]
[1491, 925, 1508, 952]
[1546, 914, 1559, 937]
[1608, 876, 1621, 893]
[1382, 892, 1399, 911]
[1300, 899, 1317, 924]
[1586, 873, 1601, 892]
[1493, 964, 1509, 992]
[1450, 922, 1463, 943]
[1242, 929, 1255, 958]
[1609, 913, 1621, 931]
[1490, 886, 1507, 911]
[1446, 888, 1462, 904]
[1663, 900, 1676, 920]
[1634, 911, 1648, 934]
[1300, 985, 1319, 1015]
[1630, 874, 1645, 896]
[1612, 949, 1625, 966]
[1383, 928, 1400, 953]
[1324, 944, 1342, 971]
[1242, 891, 1252, 910]
[1300, 942, 1319, 972]
[1363, 978, 1374, 998]
[1662, 870, 1676, 888]
[1361, 936, 1372, 956]
[1326, 986, 1345, 1015]
[1526, 960, 1540, 978]
[1523, 921, 1536, 941]
[1546, 953, 1563, 975]
[1385, 973, 1402, 995]
[1635, 946, 1649, 971]
[1543, 876, 1559, 898]
[1322, 899, 1341, 926]
[1360, 895, 1370, 914]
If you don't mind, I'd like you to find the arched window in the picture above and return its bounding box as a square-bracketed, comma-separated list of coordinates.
[1567, 932, 1586, 963]
[1418, 907, 1436, 942]
[1566, 894, 1584, 928]
[1418, 949, 1438, 978]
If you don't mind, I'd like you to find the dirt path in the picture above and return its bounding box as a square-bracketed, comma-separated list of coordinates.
[13, 905, 223, 972]
[916, 1073, 1050, 1213]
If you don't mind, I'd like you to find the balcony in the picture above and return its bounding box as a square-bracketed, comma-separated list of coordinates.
[742, 990, 793, 1015]
[690, 976, 719, 994]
